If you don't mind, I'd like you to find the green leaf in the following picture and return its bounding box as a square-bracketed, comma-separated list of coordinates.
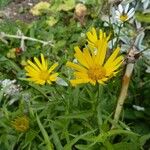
[90, 129, 139, 146]
[25, 130, 37, 144]
[28, 83, 50, 100]
[0, 56, 21, 72]
[36, 114, 54, 150]
[50, 0, 75, 12]
[139, 133, 150, 147]
[113, 142, 140, 150]
[57, 111, 93, 119]
[46, 17, 58, 27]
[85, 0, 97, 5]
[0, 0, 11, 8]
[135, 12, 150, 23]
[75, 144, 94, 150]
[49, 123, 63, 150]
[64, 130, 95, 150]
[58, 0, 75, 11]
[0, 89, 4, 103]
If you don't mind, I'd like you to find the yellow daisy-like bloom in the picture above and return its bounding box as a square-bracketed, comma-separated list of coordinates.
[86, 27, 111, 50]
[11, 116, 29, 132]
[67, 29, 123, 86]
[25, 54, 58, 85]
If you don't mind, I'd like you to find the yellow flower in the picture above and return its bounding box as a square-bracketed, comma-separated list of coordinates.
[12, 116, 29, 132]
[25, 54, 58, 85]
[86, 27, 111, 51]
[67, 29, 123, 86]
[30, 2, 50, 16]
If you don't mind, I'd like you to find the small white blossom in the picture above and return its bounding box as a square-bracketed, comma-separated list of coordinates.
[141, 0, 150, 9]
[133, 105, 145, 111]
[0, 79, 22, 96]
[115, 4, 135, 22]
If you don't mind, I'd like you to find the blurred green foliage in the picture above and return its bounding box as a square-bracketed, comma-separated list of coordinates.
[0, 0, 11, 8]
[0, 0, 150, 149]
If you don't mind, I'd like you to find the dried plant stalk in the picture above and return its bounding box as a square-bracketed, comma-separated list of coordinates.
[0, 32, 54, 48]
[113, 62, 134, 126]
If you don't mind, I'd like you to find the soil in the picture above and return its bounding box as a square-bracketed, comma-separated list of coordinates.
[0, 0, 48, 23]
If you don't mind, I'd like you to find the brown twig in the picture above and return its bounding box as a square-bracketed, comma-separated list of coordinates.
[113, 62, 134, 127]
[112, 43, 141, 128]
[112, 30, 143, 128]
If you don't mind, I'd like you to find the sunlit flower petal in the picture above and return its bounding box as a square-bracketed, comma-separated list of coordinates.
[67, 28, 123, 86]
[118, 4, 123, 13]
[25, 54, 58, 85]
[124, 3, 129, 13]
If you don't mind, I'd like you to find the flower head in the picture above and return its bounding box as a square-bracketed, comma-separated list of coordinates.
[67, 29, 123, 86]
[0, 79, 22, 96]
[12, 116, 29, 132]
[25, 54, 58, 85]
[75, 3, 87, 18]
[86, 27, 111, 51]
[115, 4, 135, 22]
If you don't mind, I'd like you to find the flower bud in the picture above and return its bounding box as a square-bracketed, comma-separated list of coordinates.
[75, 3, 87, 18]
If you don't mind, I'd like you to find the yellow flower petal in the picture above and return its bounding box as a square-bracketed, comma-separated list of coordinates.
[70, 79, 89, 86]
[25, 66, 39, 74]
[27, 60, 40, 71]
[83, 48, 94, 67]
[66, 61, 87, 73]
[104, 47, 121, 68]
[48, 63, 58, 73]
[34, 57, 43, 70]
[49, 73, 58, 81]
[24, 54, 58, 85]
[67, 28, 123, 86]
[86, 27, 97, 43]
[41, 54, 47, 70]
[74, 71, 89, 79]
[74, 46, 89, 68]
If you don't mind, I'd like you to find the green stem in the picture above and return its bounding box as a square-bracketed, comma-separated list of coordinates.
[29, 83, 50, 101]
[53, 86, 65, 101]
[115, 23, 123, 48]
[97, 85, 103, 127]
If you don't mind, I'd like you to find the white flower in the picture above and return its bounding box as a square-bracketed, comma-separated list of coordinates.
[115, 4, 135, 22]
[0, 79, 22, 96]
[141, 0, 150, 9]
[133, 105, 145, 111]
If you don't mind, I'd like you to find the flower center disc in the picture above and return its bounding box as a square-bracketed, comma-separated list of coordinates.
[88, 65, 106, 81]
[40, 71, 49, 81]
[120, 14, 128, 22]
